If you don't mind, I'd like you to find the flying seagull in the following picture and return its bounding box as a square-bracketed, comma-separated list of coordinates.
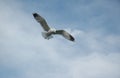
[33, 13, 75, 42]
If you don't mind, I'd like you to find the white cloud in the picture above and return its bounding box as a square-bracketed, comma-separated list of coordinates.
[0, 0, 120, 78]
[67, 53, 120, 78]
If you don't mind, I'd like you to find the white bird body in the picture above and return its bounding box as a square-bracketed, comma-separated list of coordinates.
[33, 13, 75, 41]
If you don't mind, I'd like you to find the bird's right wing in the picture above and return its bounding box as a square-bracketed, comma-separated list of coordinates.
[55, 30, 75, 41]
[33, 13, 50, 31]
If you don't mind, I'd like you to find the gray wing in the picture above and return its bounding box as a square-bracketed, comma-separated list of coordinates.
[33, 13, 50, 31]
[55, 30, 75, 41]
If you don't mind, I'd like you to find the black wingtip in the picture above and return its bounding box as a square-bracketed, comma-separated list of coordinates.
[69, 35, 75, 42]
[33, 13, 38, 17]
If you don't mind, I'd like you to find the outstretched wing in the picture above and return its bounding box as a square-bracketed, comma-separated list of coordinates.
[33, 13, 50, 31]
[55, 30, 75, 41]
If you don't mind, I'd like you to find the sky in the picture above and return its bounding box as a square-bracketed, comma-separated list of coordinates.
[0, 0, 120, 78]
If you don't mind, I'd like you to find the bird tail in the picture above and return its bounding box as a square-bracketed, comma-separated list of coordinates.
[41, 32, 53, 40]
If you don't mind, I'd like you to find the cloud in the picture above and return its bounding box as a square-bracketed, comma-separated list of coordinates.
[67, 52, 120, 78]
[0, 0, 120, 78]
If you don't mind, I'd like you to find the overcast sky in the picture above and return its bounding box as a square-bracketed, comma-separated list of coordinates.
[0, 0, 120, 78]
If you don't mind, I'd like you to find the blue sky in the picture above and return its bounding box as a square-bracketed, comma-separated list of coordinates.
[0, 0, 120, 78]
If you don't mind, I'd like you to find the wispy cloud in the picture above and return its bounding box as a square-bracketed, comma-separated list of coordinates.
[0, 0, 120, 78]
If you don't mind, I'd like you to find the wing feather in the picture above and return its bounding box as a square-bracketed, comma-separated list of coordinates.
[55, 30, 75, 41]
[33, 13, 50, 31]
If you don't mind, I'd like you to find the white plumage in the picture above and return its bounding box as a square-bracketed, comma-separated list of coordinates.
[33, 13, 75, 42]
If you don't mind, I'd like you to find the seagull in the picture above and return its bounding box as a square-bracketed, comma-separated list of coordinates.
[33, 13, 75, 42]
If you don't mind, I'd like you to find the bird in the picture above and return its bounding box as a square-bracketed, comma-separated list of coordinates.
[33, 13, 75, 42]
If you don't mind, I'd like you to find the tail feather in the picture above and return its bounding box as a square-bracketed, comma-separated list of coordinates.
[41, 32, 53, 40]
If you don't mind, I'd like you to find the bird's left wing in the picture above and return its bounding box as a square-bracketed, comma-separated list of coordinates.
[33, 13, 50, 31]
[55, 30, 75, 41]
